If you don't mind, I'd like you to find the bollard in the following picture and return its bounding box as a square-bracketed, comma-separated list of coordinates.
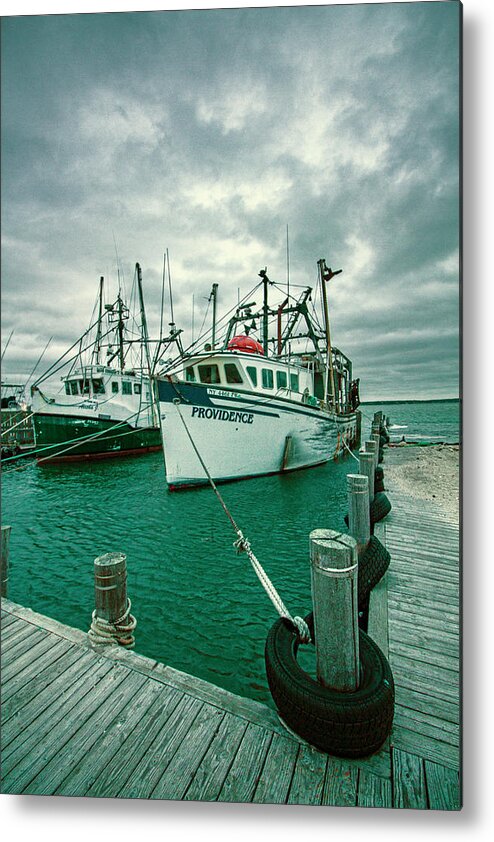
[347, 474, 371, 555]
[1, 525, 11, 598]
[359, 451, 375, 501]
[364, 439, 378, 469]
[310, 529, 359, 691]
[89, 551, 136, 647]
[94, 551, 128, 622]
[371, 429, 382, 463]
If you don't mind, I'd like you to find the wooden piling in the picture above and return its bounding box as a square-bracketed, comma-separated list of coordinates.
[310, 529, 359, 692]
[365, 439, 378, 469]
[347, 474, 371, 554]
[359, 451, 375, 501]
[1, 525, 11, 598]
[93, 552, 128, 623]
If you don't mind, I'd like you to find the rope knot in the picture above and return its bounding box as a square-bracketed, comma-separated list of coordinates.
[292, 615, 311, 644]
[233, 531, 251, 555]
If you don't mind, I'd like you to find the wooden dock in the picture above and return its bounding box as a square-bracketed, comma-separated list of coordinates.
[0, 446, 460, 808]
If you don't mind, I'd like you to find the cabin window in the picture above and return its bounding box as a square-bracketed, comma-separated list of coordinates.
[79, 380, 90, 395]
[112, 382, 119, 394]
[134, 383, 142, 394]
[64, 383, 71, 395]
[290, 373, 299, 392]
[198, 364, 221, 384]
[185, 366, 196, 382]
[261, 368, 274, 389]
[224, 363, 243, 384]
[276, 371, 287, 390]
[92, 379, 105, 395]
[246, 366, 258, 387]
[122, 381, 132, 395]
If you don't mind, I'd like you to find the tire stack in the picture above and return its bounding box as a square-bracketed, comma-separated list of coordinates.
[264, 450, 394, 759]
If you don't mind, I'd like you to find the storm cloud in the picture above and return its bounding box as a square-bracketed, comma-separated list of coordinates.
[1, 2, 460, 400]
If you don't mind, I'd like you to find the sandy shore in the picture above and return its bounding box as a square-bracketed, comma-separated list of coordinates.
[384, 443, 460, 522]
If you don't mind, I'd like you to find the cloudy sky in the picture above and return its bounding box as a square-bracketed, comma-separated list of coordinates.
[1, 1, 460, 401]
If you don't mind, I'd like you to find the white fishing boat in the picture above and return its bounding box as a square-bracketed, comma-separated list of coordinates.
[156, 258, 361, 489]
[30, 263, 173, 463]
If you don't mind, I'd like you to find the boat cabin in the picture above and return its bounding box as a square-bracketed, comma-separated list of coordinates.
[62, 367, 151, 401]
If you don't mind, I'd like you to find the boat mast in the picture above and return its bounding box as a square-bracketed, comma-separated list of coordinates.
[92, 276, 104, 366]
[116, 292, 126, 371]
[259, 268, 270, 355]
[210, 283, 219, 349]
[136, 263, 153, 376]
[318, 258, 341, 412]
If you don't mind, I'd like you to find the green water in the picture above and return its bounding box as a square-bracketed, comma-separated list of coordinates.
[1, 400, 459, 708]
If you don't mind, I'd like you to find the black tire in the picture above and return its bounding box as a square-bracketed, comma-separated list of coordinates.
[374, 478, 385, 493]
[265, 613, 394, 757]
[375, 466, 384, 482]
[370, 491, 391, 523]
[358, 535, 390, 607]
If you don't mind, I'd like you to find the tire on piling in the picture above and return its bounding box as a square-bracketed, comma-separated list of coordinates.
[370, 492, 391, 524]
[358, 535, 391, 608]
[265, 613, 395, 757]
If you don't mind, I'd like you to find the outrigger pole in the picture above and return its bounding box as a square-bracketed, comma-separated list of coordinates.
[318, 258, 342, 412]
[92, 276, 104, 366]
[210, 283, 219, 349]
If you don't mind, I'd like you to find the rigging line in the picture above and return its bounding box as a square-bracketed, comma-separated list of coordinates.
[1, 329, 14, 362]
[155, 279, 266, 373]
[172, 399, 311, 643]
[24, 337, 53, 393]
[32, 317, 114, 387]
[159, 252, 166, 346]
[1, 412, 35, 435]
[166, 249, 175, 325]
[2, 403, 156, 465]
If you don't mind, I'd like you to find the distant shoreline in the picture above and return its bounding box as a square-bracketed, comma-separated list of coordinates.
[361, 398, 459, 405]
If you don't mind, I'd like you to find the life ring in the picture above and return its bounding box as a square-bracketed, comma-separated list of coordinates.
[265, 613, 394, 757]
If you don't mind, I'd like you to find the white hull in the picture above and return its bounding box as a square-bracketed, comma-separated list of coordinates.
[157, 381, 358, 488]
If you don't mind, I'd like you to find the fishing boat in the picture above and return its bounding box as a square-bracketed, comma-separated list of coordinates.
[30, 263, 167, 463]
[156, 258, 361, 489]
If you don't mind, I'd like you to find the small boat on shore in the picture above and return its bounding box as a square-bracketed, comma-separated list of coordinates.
[156, 258, 361, 489]
[31, 264, 163, 463]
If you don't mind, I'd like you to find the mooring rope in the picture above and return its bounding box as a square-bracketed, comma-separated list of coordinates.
[173, 398, 311, 643]
[341, 436, 360, 463]
[88, 597, 137, 648]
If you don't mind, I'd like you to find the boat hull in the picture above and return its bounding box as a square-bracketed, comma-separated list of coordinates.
[157, 379, 358, 489]
[33, 412, 162, 462]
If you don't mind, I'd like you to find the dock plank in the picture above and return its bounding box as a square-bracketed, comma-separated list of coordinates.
[55, 679, 163, 797]
[1, 659, 121, 790]
[1, 638, 76, 707]
[357, 770, 392, 808]
[287, 743, 327, 805]
[23, 672, 149, 796]
[86, 687, 185, 798]
[392, 748, 427, 809]
[216, 722, 273, 803]
[424, 760, 461, 810]
[184, 713, 248, 802]
[321, 759, 358, 807]
[117, 694, 204, 799]
[1, 647, 97, 740]
[252, 732, 299, 805]
[151, 704, 225, 801]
